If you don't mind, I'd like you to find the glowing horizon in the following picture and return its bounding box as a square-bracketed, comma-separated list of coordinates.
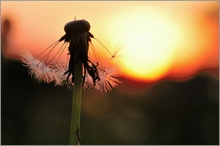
[1, 1, 219, 82]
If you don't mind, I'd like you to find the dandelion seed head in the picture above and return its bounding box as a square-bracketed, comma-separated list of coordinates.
[20, 19, 121, 92]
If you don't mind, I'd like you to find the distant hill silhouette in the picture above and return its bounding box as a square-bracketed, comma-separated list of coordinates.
[1, 54, 219, 145]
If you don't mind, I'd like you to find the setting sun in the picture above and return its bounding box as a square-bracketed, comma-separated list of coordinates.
[106, 7, 183, 80]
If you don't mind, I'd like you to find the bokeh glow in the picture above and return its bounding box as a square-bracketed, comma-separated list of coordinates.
[1, 1, 218, 82]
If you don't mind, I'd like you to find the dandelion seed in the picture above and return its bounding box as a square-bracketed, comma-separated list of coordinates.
[85, 60, 122, 92]
[20, 50, 66, 85]
[20, 19, 121, 91]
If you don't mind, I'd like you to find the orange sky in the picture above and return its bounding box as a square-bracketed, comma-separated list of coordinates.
[1, 1, 219, 82]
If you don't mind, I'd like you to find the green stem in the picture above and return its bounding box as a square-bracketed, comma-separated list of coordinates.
[70, 57, 82, 145]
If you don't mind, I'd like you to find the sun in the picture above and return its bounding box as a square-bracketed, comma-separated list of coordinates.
[103, 7, 183, 81]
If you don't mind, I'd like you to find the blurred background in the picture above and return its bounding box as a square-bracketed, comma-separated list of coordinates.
[1, 1, 219, 145]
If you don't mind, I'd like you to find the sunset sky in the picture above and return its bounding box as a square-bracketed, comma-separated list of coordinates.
[1, 1, 219, 82]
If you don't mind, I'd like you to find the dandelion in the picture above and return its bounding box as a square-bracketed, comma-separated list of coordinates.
[20, 18, 121, 145]
[20, 20, 121, 91]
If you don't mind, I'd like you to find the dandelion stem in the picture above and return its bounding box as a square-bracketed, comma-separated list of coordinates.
[70, 56, 82, 145]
